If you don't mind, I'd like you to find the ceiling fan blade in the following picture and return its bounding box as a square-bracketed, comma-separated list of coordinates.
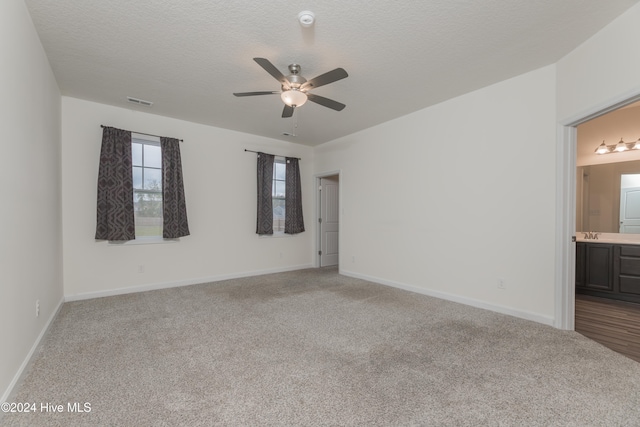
[253, 58, 291, 89]
[306, 93, 346, 111]
[282, 105, 295, 118]
[233, 91, 280, 97]
[301, 68, 348, 90]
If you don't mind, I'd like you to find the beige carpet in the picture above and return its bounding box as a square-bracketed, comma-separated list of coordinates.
[2, 267, 640, 426]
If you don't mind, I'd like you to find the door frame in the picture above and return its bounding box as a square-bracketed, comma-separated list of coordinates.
[557, 90, 640, 330]
[315, 170, 341, 269]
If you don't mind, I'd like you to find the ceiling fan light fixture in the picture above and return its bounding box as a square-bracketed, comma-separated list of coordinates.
[281, 89, 307, 107]
[234, 57, 347, 118]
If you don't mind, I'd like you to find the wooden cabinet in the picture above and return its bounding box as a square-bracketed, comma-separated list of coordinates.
[580, 242, 614, 291]
[615, 245, 640, 302]
[575, 242, 585, 288]
[576, 242, 640, 304]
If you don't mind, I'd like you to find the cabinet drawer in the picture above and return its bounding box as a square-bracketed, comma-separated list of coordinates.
[619, 276, 640, 296]
[620, 245, 640, 257]
[619, 257, 640, 276]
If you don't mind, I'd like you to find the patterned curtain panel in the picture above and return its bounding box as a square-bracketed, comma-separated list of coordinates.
[285, 157, 305, 234]
[95, 127, 135, 241]
[256, 152, 275, 235]
[161, 137, 190, 239]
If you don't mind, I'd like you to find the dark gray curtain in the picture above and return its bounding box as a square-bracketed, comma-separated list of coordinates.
[95, 127, 135, 241]
[161, 137, 190, 238]
[285, 157, 305, 234]
[256, 152, 275, 235]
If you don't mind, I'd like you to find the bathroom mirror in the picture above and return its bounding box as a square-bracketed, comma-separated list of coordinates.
[578, 160, 640, 233]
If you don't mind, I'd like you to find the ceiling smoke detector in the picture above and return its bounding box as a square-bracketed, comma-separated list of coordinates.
[298, 11, 315, 27]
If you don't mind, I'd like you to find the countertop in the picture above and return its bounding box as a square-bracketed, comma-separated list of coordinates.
[576, 232, 640, 245]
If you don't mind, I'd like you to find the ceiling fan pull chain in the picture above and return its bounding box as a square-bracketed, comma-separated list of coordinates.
[289, 111, 298, 137]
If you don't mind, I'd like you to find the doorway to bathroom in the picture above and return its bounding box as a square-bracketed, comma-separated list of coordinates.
[566, 98, 640, 361]
[558, 93, 640, 331]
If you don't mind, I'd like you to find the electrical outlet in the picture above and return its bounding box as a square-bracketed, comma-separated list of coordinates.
[138, 265, 145, 273]
[36, 300, 40, 317]
[497, 278, 506, 290]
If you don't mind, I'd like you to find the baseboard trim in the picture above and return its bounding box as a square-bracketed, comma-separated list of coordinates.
[1, 296, 65, 405]
[64, 264, 314, 302]
[339, 269, 555, 327]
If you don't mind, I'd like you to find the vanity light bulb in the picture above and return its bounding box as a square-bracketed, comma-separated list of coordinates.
[595, 141, 608, 154]
[615, 139, 628, 152]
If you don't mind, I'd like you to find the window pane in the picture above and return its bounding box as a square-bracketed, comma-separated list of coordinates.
[274, 162, 286, 180]
[132, 143, 143, 166]
[144, 144, 162, 168]
[273, 198, 285, 232]
[144, 168, 162, 190]
[274, 180, 285, 198]
[134, 191, 163, 237]
[132, 141, 163, 239]
[133, 166, 143, 189]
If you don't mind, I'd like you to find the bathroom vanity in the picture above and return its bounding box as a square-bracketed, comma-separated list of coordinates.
[576, 234, 640, 304]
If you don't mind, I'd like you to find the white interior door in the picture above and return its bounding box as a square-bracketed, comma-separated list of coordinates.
[320, 176, 339, 267]
[620, 186, 640, 233]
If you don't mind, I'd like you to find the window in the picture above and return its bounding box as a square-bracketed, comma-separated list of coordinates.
[132, 137, 162, 238]
[273, 159, 286, 233]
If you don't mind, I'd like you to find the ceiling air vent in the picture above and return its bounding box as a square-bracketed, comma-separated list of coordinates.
[127, 96, 153, 107]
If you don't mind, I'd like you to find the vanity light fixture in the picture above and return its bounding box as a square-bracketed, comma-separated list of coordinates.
[595, 137, 640, 154]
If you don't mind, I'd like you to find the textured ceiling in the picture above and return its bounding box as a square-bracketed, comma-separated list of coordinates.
[24, 0, 640, 146]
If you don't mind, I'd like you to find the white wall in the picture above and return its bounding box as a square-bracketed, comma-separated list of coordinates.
[557, 2, 640, 122]
[315, 65, 557, 323]
[0, 0, 62, 401]
[62, 97, 314, 298]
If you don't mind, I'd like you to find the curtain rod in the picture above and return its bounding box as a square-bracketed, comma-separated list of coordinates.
[244, 149, 301, 160]
[100, 125, 183, 142]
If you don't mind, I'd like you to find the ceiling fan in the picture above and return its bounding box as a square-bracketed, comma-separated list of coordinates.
[233, 58, 348, 118]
